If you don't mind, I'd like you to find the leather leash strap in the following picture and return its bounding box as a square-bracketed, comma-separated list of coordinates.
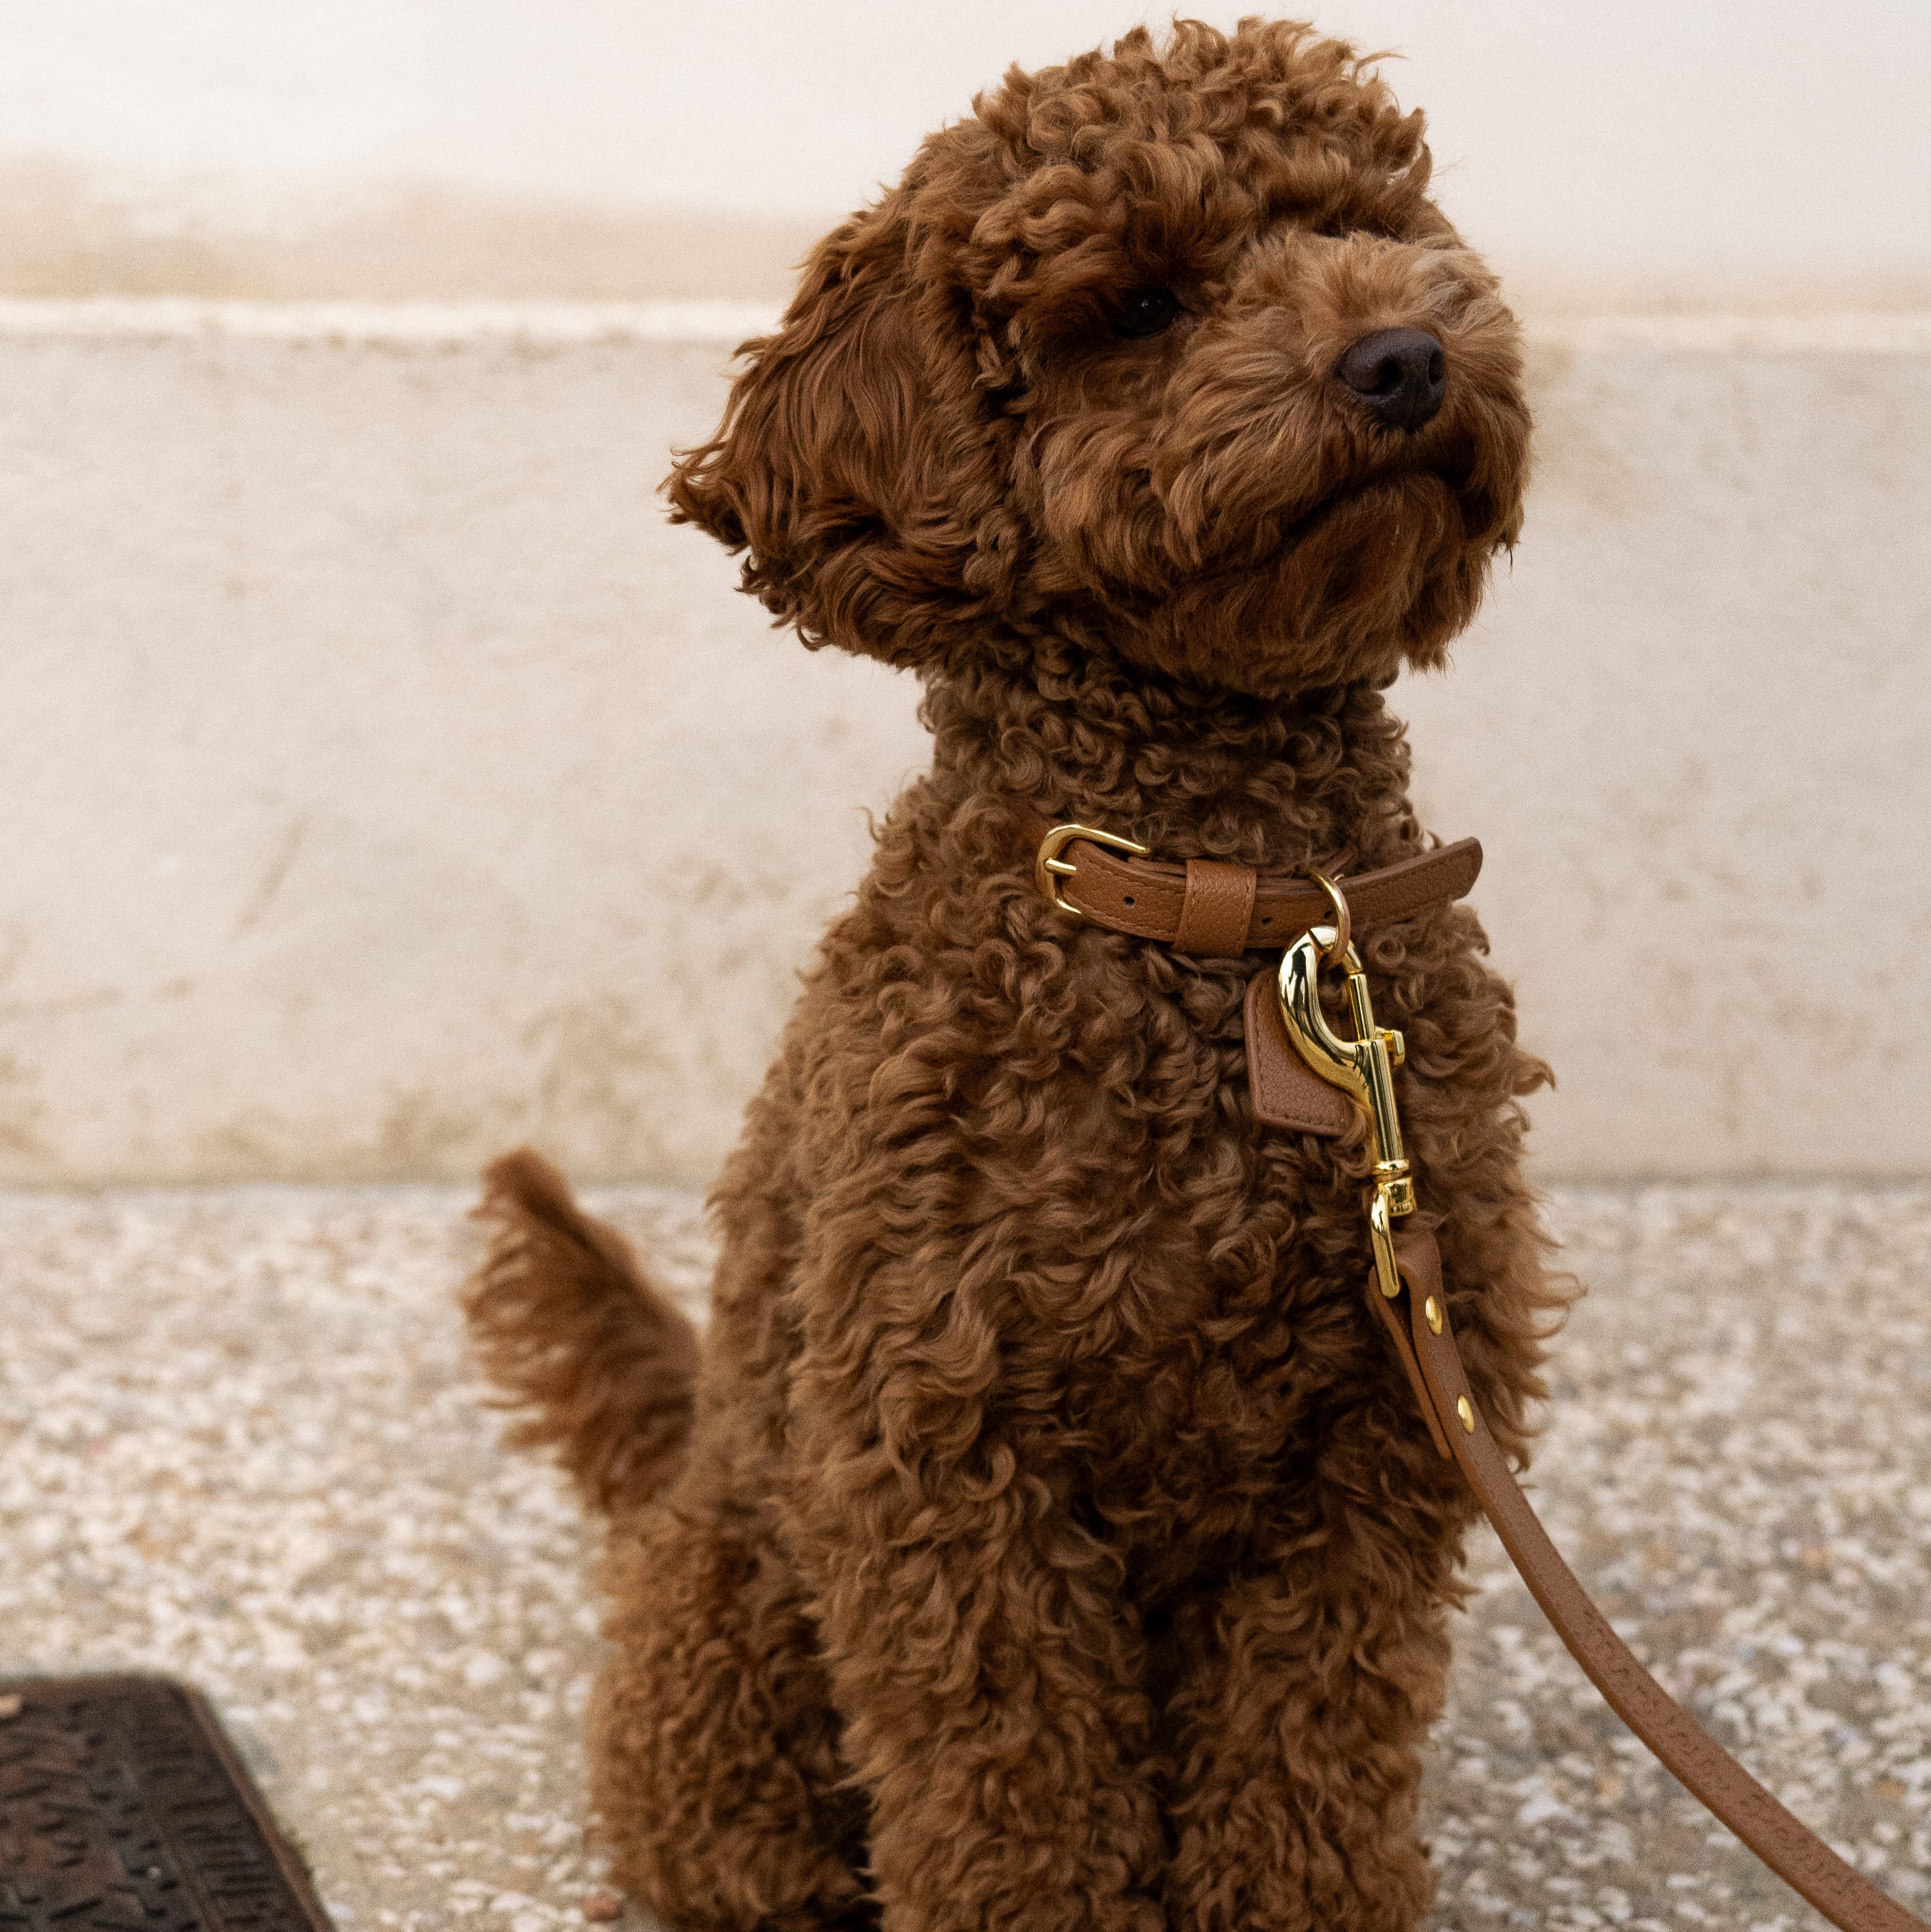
[1378, 1229, 1928, 1932]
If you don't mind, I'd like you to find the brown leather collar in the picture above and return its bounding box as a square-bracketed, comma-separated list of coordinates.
[1019, 812, 1483, 958]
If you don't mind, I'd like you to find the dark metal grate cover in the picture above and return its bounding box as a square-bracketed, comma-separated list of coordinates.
[0, 1675, 333, 1932]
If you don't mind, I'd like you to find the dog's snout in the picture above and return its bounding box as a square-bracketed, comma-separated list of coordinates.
[1336, 328, 1448, 434]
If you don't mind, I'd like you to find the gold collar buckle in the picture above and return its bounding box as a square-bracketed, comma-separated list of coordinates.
[1034, 823, 1151, 925]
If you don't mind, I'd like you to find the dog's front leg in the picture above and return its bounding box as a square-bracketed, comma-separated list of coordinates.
[1158, 1503, 1453, 1932]
[790, 1411, 1168, 1932]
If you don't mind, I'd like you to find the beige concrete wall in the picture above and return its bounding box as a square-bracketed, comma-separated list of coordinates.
[1, 301, 1926, 1187]
[0, 301, 923, 1187]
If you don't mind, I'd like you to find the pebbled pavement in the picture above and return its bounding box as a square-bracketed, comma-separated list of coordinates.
[0, 1183, 1925, 1930]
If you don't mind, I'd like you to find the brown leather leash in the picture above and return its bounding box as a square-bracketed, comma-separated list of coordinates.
[1033, 820, 1929, 1932]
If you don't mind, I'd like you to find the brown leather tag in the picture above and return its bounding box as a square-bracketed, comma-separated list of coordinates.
[1243, 967, 1354, 1137]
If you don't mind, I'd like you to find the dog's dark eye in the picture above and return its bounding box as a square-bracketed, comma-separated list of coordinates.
[1111, 288, 1181, 341]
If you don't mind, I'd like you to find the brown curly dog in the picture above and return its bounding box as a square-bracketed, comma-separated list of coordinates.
[466, 18, 1561, 1931]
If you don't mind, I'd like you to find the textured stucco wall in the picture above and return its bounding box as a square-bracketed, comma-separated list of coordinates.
[1, 303, 1926, 1186]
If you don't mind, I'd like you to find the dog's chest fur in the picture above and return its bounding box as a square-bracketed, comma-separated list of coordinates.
[776, 700, 1482, 1597]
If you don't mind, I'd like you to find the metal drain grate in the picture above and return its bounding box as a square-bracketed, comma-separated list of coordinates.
[0, 1675, 333, 1931]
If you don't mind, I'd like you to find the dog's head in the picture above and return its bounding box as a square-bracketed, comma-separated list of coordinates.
[668, 18, 1530, 698]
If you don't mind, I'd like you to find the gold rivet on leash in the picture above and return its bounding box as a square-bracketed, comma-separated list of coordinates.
[1455, 1395, 1475, 1433]
[1424, 1295, 1442, 1335]
[1304, 867, 1352, 967]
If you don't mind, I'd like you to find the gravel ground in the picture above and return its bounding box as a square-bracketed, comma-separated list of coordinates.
[0, 1182, 1926, 1930]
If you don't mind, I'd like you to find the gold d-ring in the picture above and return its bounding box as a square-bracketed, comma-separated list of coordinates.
[1305, 867, 1352, 967]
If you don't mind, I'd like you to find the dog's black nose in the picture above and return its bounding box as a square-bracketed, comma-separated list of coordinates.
[1336, 328, 1448, 433]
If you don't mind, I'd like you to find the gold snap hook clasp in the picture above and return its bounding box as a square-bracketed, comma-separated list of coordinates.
[1276, 915, 1415, 1299]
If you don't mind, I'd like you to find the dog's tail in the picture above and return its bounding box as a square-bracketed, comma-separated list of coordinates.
[463, 1148, 700, 1517]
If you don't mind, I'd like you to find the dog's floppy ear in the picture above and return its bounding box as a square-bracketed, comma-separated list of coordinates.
[665, 193, 1019, 669]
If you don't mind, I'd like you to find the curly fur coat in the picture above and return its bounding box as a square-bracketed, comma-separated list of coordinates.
[466, 19, 1562, 1932]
